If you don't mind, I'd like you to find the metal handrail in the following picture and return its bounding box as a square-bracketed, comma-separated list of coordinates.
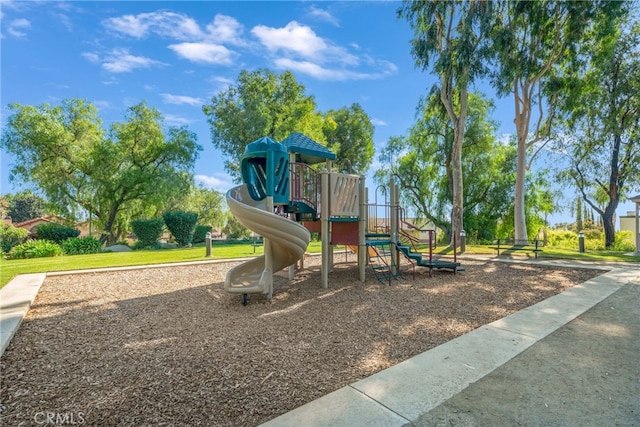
[290, 162, 319, 212]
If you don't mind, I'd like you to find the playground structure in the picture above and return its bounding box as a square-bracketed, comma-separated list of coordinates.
[224, 133, 461, 304]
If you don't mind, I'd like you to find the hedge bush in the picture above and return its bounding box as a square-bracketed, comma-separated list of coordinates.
[8, 240, 62, 259]
[35, 222, 80, 243]
[61, 236, 102, 255]
[131, 218, 164, 248]
[163, 211, 198, 246]
[613, 230, 636, 252]
[0, 224, 29, 253]
[193, 225, 213, 244]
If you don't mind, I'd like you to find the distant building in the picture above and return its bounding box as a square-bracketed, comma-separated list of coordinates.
[625, 194, 640, 255]
[619, 211, 637, 234]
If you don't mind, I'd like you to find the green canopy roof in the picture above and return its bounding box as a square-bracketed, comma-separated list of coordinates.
[281, 132, 336, 165]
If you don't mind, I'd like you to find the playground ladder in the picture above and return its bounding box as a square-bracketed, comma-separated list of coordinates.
[365, 234, 400, 285]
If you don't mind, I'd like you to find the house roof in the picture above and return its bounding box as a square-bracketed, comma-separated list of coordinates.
[629, 194, 640, 203]
[281, 132, 336, 165]
[13, 215, 70, 232]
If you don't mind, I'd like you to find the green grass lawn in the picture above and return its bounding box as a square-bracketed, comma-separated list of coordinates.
[440, 244, 640, 263]
[0, 241, 323, 289]
[1, 240, 637, 289]
[415, 242, 640, 262]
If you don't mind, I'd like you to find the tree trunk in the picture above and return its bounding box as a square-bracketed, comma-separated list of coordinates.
[513, 82, 530, 245]
[101, 206, 120, 246]
[440, 82, 467, 249]
[602, 200, 618, 248]
[514, 136, 528, 244]
[451, 124, 464, 249]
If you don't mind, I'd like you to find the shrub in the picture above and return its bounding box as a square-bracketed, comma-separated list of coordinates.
[0, 224, 29, 253]
[163, 211, 198, 246]
[8, 240, 62, 259]
[35, 222, 80, 243]
[546, 229, 577, 249]
[612, 230, 636, 252]
[193, 224, 213, 244]
[131, 218, 164, 248]
[61, 236, 102, 255]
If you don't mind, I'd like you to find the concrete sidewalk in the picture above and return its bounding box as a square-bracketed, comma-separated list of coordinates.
[261, 260, 639, 426]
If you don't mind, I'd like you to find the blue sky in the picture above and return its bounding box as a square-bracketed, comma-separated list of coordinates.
[1, 1, 637, 226]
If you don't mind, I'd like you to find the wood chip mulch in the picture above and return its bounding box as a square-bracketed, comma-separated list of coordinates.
[0, 255, 604, 426]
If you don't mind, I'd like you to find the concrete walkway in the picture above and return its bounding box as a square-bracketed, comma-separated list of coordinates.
[261, 258, 639, 426]
[0, 273, 47, 355]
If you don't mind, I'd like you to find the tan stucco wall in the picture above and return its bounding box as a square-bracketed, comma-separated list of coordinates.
[619, 216, 637, 233]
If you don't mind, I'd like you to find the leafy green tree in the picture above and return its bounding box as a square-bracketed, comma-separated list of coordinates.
[4, 190, 47, 223]
[399, 0, 496, 245]
[573, 197, 584, 232]
[203, 69, 326, 180]
[1, 99, 201, 244]
[323, 103, 374, 174]
[189, 185, 226, 229]
[223, 212, 251, 240]
[0, 224, 29, 253]
[556, 21, 640, 247]
[376, 91, 515, 242]
[490, 0, 625, 243]
[495, 171, 555, 241]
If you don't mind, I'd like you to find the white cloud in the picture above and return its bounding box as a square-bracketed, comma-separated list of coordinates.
[163, 114, 195, 126]
[205, 75, 234, 95]
[103, 11, 244, 44]
[101, 48, 166, 73]
[205, 14, 245, 44]
[103, 11, 203, 40]
[195, 174, 234, 192]
[252, 21, 357, 66]
[274, 57, 396, 81]
[103, 14, 148, 38]
[273, 58, 344, 80]
[252, 21, 396, 81]
[52, 12, 73, 31]
[7, 18, 30, 37]
[169, 42, 234, 65]
[212, 76, 234, 86]
[371, 118, 387, 126]
[92, 100, 113, 111]
[160, 93, 204, 106]
[81, 52, 100, 64]
[307, 6, 340, 27]
[98, 10, 396, 82]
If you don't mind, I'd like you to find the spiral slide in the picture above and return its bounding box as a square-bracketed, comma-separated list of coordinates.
[224, 185, 310, 295]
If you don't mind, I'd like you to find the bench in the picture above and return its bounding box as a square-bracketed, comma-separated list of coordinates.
[491, 239, 544, 259]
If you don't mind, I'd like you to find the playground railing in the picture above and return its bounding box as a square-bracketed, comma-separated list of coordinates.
[290, 162, 319, 212]
[367, 203, 391, 234]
